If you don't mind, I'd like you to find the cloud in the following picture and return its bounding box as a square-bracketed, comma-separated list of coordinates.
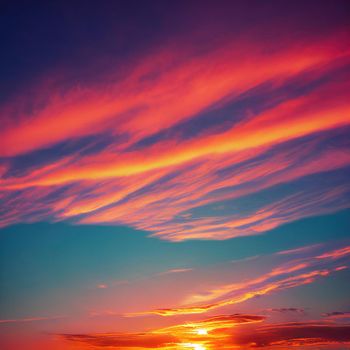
[62, 332, 177, 348]
[316, 246, 350, 260]
[1, 29, 348, 158]
[0, 316, 65, 324]
[97, 284, 108, 289]
[276, 245, 321, 256]
[127, 269, 338, 317]
[3, 74, 350, 189]
[322, 311, 350, 320]
[126, 245, 350, 316]
[265, 308, 305, 314]
[234, 322, 350, 348]
[157, 268, 193, 276]
[60, 313, 265, 349]
[0, 26, 349, 242]
[60, 317, 350, 349]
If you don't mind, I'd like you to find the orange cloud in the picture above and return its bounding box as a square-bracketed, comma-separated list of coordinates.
[59, 317, 350, 349]
[316, 246, 350, 260]
[1, 133, 349, 238]
[126, 246, 350, 317]
[60, 313, 265, 349]
[127, 269, 335, 317]
[1, 27, 349, 243]
[1, 29, 348, 158]
[3, 74, 350, 190]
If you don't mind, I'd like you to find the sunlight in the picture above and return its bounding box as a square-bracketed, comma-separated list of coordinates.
[182, 343, 207, 350]
[196, 328, 208, 335]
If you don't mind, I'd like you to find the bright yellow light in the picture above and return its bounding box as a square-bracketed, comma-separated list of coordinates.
[196, 328, 208, 335]
[182, 343, 206, 350]
[193, 345, 206, 350]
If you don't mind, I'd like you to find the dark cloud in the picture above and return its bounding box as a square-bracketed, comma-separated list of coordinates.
[266, 308, 305, 314]
[234, 322, 350, 347]
[61, 332, 178, 348]
[322, 311, 350, 319]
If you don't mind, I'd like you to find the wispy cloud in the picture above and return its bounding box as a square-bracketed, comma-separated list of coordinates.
[2, 29, 348, 158]
[97, 284, 108, 289]
[127, 245, 350, 316]
[265, 308, 306, 314]
[322, 311, 350, 320]
[157, 268, 193, 276]
[0, 316, 65, 324]
[0, 26, 349, 241]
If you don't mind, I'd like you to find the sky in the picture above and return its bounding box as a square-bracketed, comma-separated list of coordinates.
[0, 0, 350, 349]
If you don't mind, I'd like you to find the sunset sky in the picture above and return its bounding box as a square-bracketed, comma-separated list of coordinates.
[1, 1, 350, 349]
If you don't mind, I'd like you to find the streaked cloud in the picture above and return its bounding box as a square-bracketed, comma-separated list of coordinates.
[0, 316, 65, 324]
[127, 245, 350, 316]
[1, 28, 348, 158]
[157, 268, 193, 276]
[265, 308, 305, 314]
[322, 311, 350, 320]
[0, 25, 349, 242]
[234, 322, 350, 348]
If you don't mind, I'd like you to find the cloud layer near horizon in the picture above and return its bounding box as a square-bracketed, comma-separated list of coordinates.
[60, 317, 350, 349]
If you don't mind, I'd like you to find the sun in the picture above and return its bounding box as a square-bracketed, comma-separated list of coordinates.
[193, 345, 206, 350]
[183, 344, 206, 350]
[196, 328, 208, 335]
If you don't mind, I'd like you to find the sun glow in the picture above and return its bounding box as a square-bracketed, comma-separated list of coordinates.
[183, 344, 206, 350]
[196, 328, 208, 335]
